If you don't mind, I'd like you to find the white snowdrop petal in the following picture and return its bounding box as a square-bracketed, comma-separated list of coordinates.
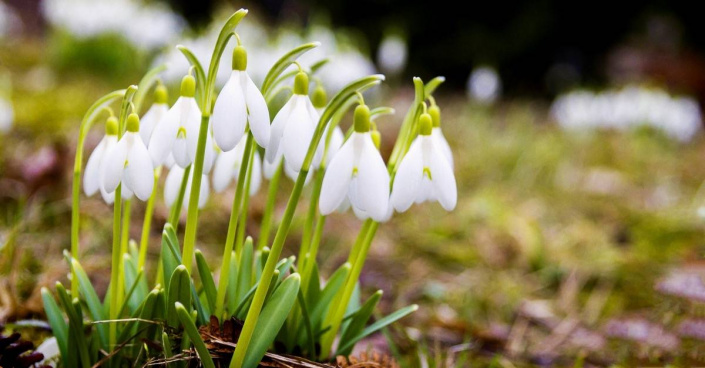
[197, 174, 210, 209]
[319, 138, 355, 215]
[432, 127, 453, 168]
[125, 134, 154, 201]
[164, 165, 184, 207]
[140, 103, 168, 144]
[266, 95, 297, 163]
[326, 126, 345, 166]
[428, 144, 457, 211]
[121, 184, 134, 200]
[173, 137, 191, 168]
[263, 147, 282, 179]
[102, 137, 129, 194]
[202, 133, 216, 174]
[244, 73, 271, 148]
[391, 139, 423, 212]
[282, 98, 315, 172]
[249, 152, 262, 196]
[148, 100, 180, 166]
[185, 98, 203, 167]
[356, 136, 390, 221]
[212, 71, 247, 152]
[100, 186, 115, 204]
[212, 149, 239, 192]
[84, 137, 108, 196]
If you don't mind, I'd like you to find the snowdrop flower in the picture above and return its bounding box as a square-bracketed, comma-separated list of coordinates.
[149, 74, 214, 173]
[164, 164, 209, 211]
[266, 71, 319, 174]
[139, 84, 169, 144]
[377, 33, 407, 76]
[391, 112, 457, 212]
[84, 116, 119, 203]
[467, 66, 501, 104]
[212, 136, 262, 196]
[102, 113, 155, 201]
[428, 103, 453, 168]
[319, 104, 390, 221]
[212, 45, 270, 151]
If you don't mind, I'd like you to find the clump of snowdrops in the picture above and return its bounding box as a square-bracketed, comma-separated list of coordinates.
[41, 9, 457, 368]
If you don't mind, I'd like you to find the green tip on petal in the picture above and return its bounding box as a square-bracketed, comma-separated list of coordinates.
[293, 71, 309, 95]
[126, 113, 140, 133]
[232, 46, 247, 71]
[312, 85, 327, 108]
[180, 75, 196, 97]
[429, 105, 441, 128]
[371, 130, 381, 149]
[155, 84, 168, 104]
[106, 116, 119, 136]
[354, 104, 371, 133]
[419, 113, 432, 135]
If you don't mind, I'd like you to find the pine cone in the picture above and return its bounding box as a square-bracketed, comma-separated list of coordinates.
[0, 325, 49, 368]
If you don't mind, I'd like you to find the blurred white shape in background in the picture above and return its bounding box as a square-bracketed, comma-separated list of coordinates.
[467, 66, 501, 104]
[42, 0, 184, 50]
[377, 34, 407, 76]
[551, 86, 702, 141]
[0, 97, 13, 133]
[0, 2, 22, 38]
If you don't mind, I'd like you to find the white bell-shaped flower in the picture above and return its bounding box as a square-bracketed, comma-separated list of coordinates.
[429, 104, 453, 168]
[311, 85, 344, 169]
[391, 112, 457, 212]
[212, 45, 270, 151]
[265, 71, 319, 173]
[164, 164, 210, 212]
[148, 74, 214, 173]
[212, 136, 262, 196]
[102, 113, 155, 201]
[139, 84, 169, 144]
[319, 104, 390, 221]
[84, 116, 119, 204]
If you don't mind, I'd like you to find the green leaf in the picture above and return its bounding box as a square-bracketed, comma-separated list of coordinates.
[276, 255, 295, 281]
[236, 238, 254, 304]
[118, 263, 143, 318]
[117, 287, 158, 344]
[68, 258, 108, 349]
[296, 288, 316, 356]
[161, 223, 182, 291]
[310, 263, 350, 331]
[338, 290, 382, 356]
[335, 304, 418, 355]
[261, 42, 320, 96]
[123, 253, 147, 314]
[55, 283, 91, 368]
[195, 250, 217, 312]
[41, 288, 68, 361]
[167, 265, 191, 327]
[176, 302, 216, 368]
[423, 76, 446, 98]
[304, 262, 320, 306]
[227, 251, 239, 316]
[243, 274, 301, 368]
[370, 106, 396, 120]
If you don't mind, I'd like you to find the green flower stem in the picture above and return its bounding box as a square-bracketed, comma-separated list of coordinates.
[257, 161, 282, 251]
[297, 169, 324, 270]
[300, 212, 326, 296]
[180, 9, 248, 274]
[168, 164, 192, 230]
[214, 133, 254, 319]
[116, 199, 131, 311]
[108, 185, 122, 349]
[232, 74, 385, 368]
[70, 90, 126, 297]
[138, 168, 161, 270]
[235, 140, 256, 258]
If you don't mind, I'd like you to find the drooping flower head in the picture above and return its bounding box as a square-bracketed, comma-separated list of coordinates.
[212, 135, 262, 196]
[84, 115, 120, 203]
[164, 164, 210, 213]
[139, 83, 169, 144]
[319, 103, 390, 221]
[265, 70, 320, 174]
[311, 84, 344, 169]
[102, 113, 155, 201]
[148, 74, 214, 172]
[390, 111, 457, 212]
[428, 101, 453, 168]
[212, 43, 271, 151]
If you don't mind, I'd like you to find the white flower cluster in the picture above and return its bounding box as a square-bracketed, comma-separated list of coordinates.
[551, 86, 702, 141]
[84, 39, 456, 222]
[0, 2, 21, 39]
[42, 0, 184, 50]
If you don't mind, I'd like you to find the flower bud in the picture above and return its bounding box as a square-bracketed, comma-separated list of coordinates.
[429, 105, 441, 128]
[126, 113, 140, 133]
[354, 104, 371, 133]
[180, 75, 196, 98]
[155, 84, 168, 104]
[106, 116, 119, 136]
[312, 85, 327, 109]
[419, 113, 432, 135]
[371, 130, 381, 149]
[293, 71, 309, 95]
[232, 45, 247, 71]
